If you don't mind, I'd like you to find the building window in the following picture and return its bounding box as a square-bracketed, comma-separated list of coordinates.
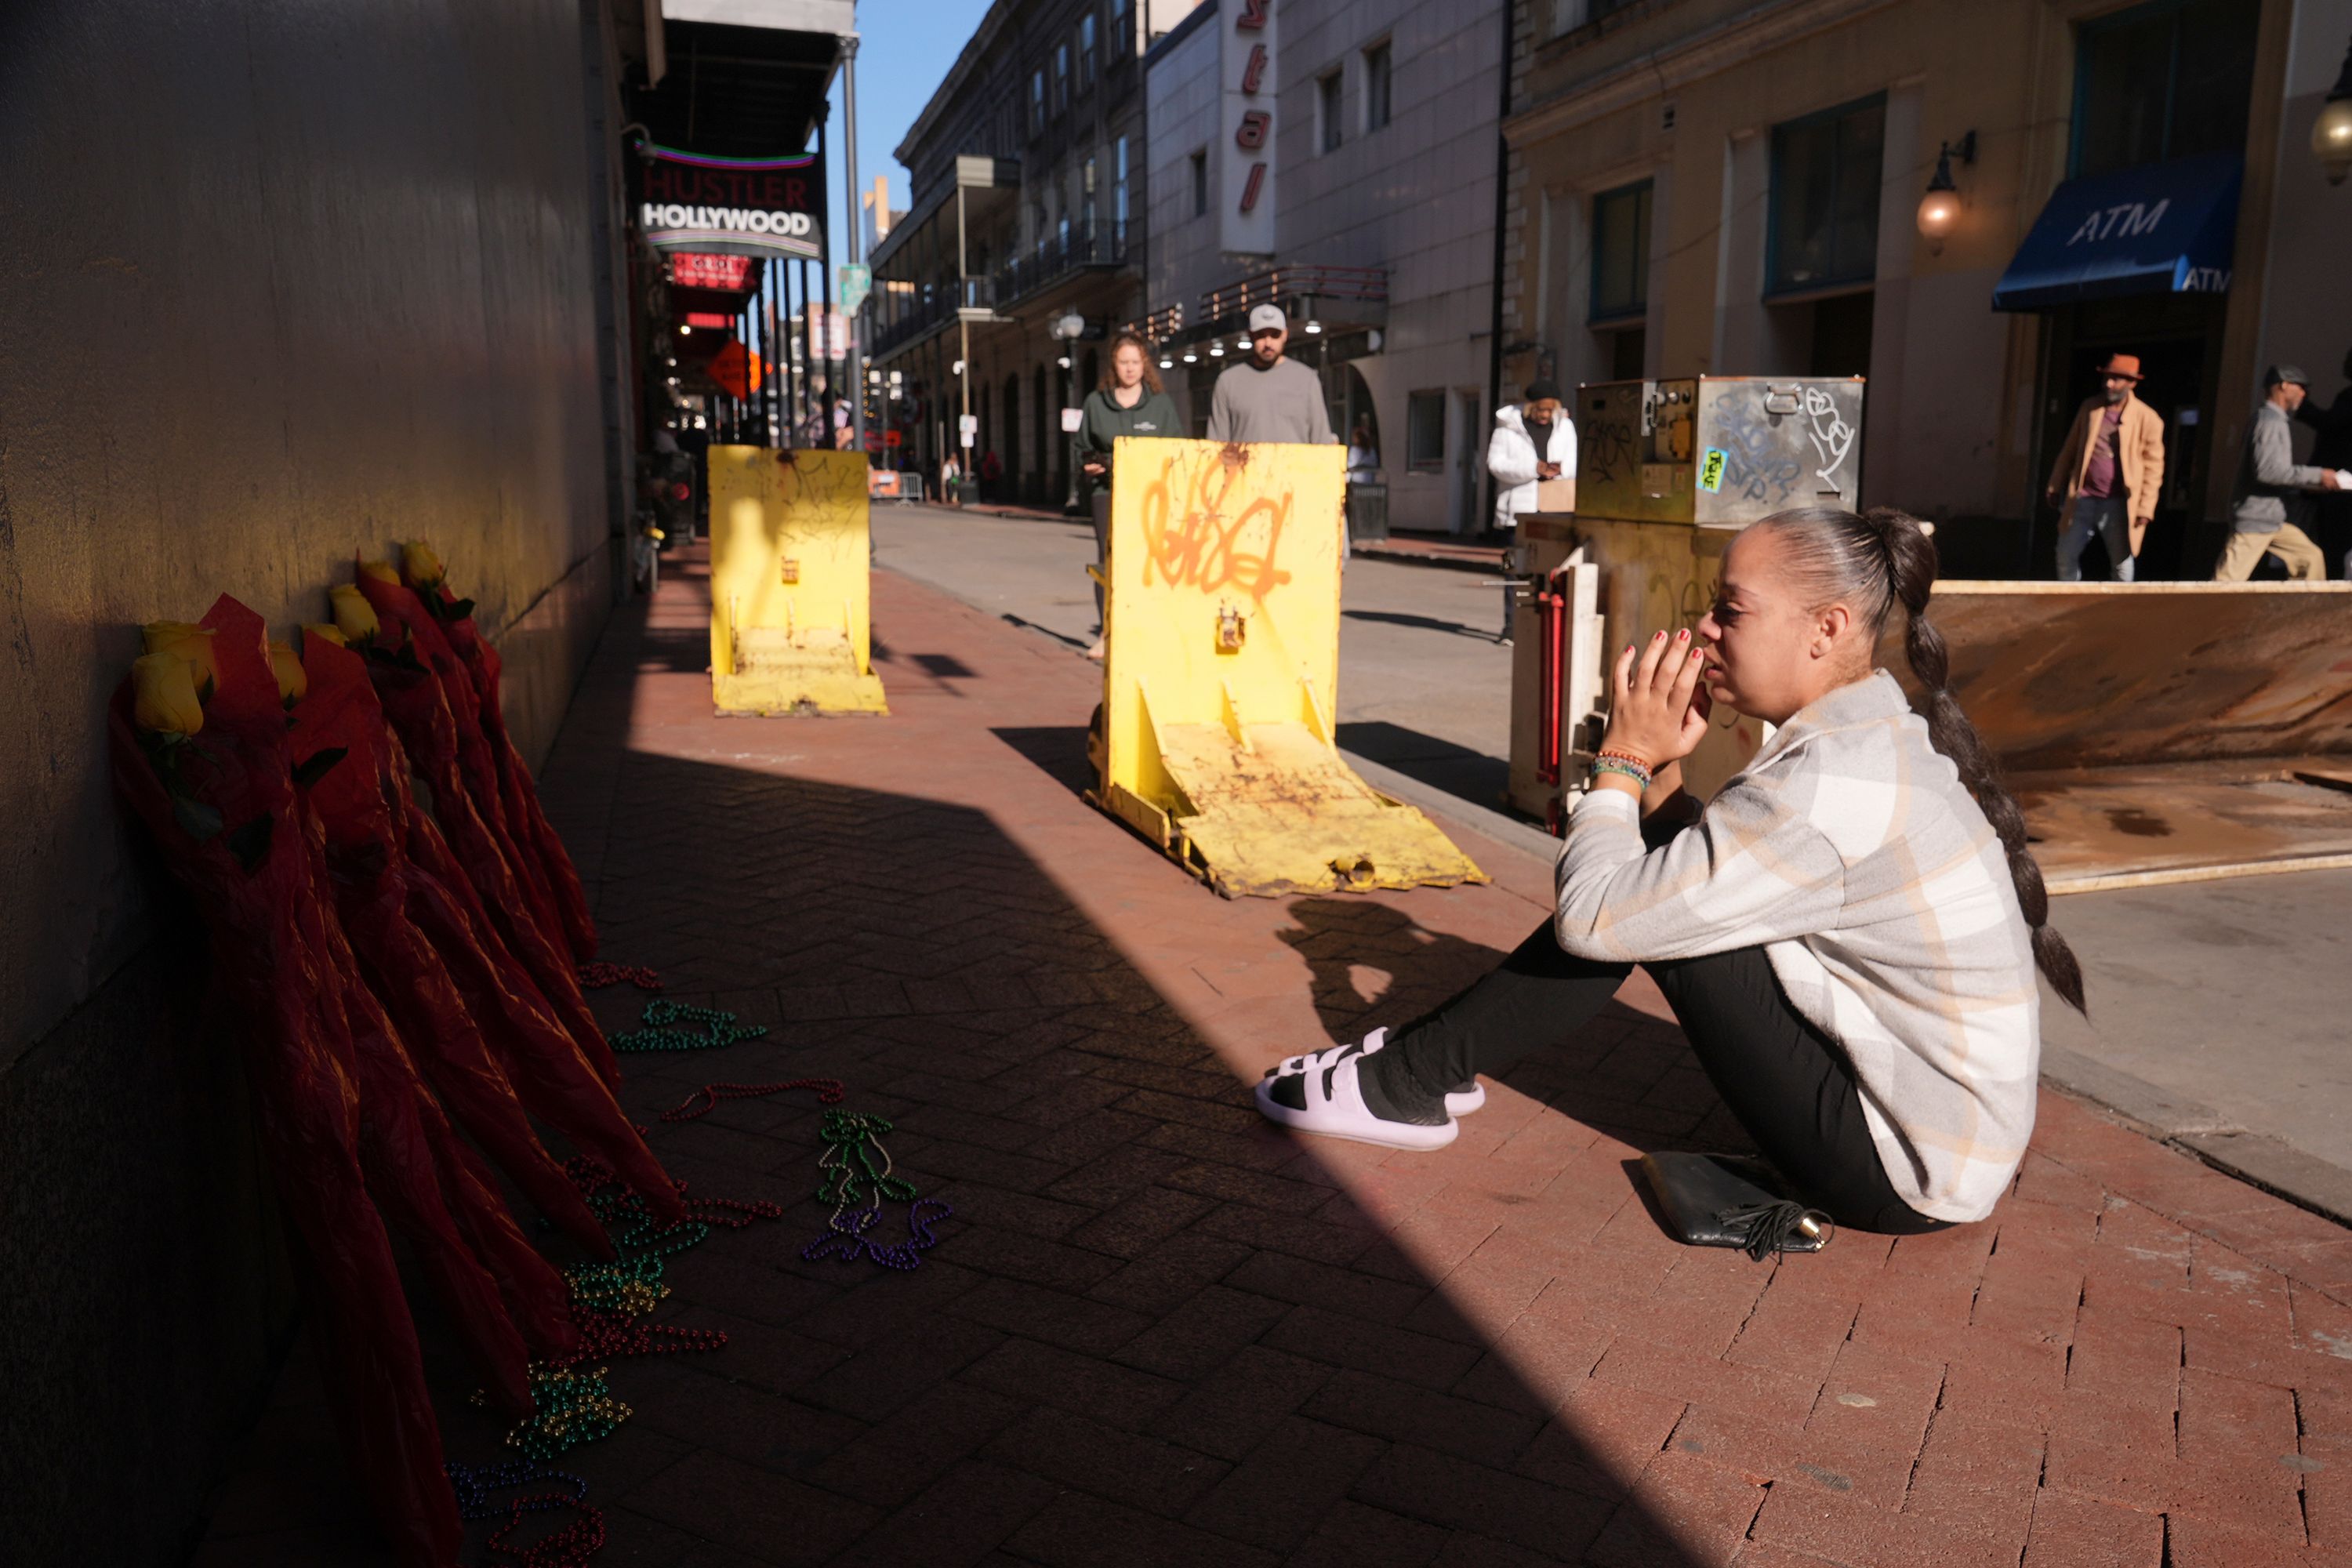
[1114, 136, 1131, 249]
[1079, 13, 1097, 89]
[1767, 93, 1886, 296]
[1363, 41, 1392, 133]
[1083, 155, 1098, 242]
[2071, 0, 2258, 180]
[1406, 390, 1446, 473]
[1112, 0, 1129, 51]
[1554, 0, 1641, 34]
[1030, 70, 1045, 134]
[1318, 70, 1344, 154]
[1054, 43, 1070, 114]
[1589, 179, 1652, 323]
[1191, 149, 1208, 218]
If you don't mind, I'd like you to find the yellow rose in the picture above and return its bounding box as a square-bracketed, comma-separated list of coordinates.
[358, 559, 401, 585]
[131, 652, 205, 735]
[401, 541, 446, 590]
[141, 620, 220, 695]
[329, 584, 381, 644]
[267, 640, 308, 705]
[303, 622, 347, 649]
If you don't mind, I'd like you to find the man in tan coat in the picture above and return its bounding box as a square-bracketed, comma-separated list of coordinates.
[2046, 352, 2166, 582]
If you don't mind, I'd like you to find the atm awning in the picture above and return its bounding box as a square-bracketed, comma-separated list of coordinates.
[1991, 153, 2241, 312]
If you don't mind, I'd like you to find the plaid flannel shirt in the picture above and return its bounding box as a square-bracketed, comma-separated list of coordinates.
[1555, 671, 2040, 1223]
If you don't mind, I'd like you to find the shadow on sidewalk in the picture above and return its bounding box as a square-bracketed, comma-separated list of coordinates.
[195, 596, 1731, 1566]
[578, 753, 1726, 1565]
[1277, 897, 1759, 1160]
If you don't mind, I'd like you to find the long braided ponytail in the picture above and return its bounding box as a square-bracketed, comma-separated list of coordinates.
[1757, 506, 2087, 1014]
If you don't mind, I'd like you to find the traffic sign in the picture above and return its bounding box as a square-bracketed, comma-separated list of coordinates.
[839, 263, 872, 313]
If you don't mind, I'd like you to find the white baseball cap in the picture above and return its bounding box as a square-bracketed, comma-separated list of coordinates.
[1247, 304, 1287, 335]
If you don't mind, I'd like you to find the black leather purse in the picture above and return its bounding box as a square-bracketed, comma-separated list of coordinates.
[1637, 1152, 1834, 1261]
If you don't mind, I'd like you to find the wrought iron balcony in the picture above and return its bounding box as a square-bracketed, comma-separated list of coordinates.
[993, 222, 1132, 309]
[870, 274, 997, 361]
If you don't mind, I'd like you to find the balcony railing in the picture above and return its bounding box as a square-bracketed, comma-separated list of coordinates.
[871, 274, 997, 359]
[1200, 265, 1388, 323]
[994, 221, 1132, 308]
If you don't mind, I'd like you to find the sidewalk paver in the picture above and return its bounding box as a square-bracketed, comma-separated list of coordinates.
[191, 546, 2352, 1566]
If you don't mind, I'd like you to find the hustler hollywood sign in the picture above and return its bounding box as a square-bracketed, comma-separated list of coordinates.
[633, 143, 825, 260]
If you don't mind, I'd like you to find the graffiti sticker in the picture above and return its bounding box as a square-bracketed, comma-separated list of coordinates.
[1699, 448, 1727, 494]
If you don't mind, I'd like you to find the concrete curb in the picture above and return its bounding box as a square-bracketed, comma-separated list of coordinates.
[1352, 541, 1512, 575]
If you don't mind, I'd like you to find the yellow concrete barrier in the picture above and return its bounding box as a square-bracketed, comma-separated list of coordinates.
[707, 446, 887, 716]
[1091, 437, 1484, 898]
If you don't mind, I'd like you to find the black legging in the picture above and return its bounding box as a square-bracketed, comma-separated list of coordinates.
[1367, 919, 1952, 1235]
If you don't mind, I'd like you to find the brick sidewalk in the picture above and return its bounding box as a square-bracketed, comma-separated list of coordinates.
[194, 549, 2352, 1567]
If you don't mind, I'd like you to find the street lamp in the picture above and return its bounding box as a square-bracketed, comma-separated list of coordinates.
[1049, 312, 1086, 513]
[1916, 131, 1975, 254]
[2317, 36, 2352, 186]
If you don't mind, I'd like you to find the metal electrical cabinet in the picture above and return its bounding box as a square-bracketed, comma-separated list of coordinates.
[1575, 376, 1865, 524]
[1504, 376, 1867, 825]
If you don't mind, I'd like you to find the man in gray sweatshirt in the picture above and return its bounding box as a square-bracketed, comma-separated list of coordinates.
[2216, 365, 2343, 581]
[1206, 305, 1335, 446]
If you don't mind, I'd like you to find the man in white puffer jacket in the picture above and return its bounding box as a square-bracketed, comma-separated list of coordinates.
[1486, 379, 1576, 533]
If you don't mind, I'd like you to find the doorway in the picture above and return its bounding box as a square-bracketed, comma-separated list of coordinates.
[1446, 387, 1484, 535]
[2032, 292, 2226, 579]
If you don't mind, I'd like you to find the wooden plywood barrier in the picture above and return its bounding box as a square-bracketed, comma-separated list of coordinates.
[1905, 582, 2352, 892]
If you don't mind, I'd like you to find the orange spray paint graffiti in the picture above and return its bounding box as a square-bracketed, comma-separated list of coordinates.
[1136, 453, 1295, 603]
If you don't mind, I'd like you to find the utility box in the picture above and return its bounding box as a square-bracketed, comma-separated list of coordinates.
[1504, 376, 1867, 825]
[1575, 376, 1866, 525]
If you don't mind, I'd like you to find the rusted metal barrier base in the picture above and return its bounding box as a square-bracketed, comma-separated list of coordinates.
[1097, 720, 1486, 899]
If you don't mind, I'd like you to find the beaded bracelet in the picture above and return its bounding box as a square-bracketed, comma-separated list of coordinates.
[1591, 756, 1653, 789]
[1595, 746, 1653, 771]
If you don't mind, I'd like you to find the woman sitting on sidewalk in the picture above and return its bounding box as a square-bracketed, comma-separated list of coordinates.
[1258, 507, 2085, 1232]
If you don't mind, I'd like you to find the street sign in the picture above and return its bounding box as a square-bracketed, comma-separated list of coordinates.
[959, 414, 978, 434]
[706, 343, 763, 398]
[839, 263, 872, 313]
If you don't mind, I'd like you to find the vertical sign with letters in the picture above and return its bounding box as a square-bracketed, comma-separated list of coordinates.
[1219, 0, 1275, 255]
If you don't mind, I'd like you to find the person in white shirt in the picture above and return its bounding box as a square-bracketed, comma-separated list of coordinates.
[1486, 378, 1576, 534]
[1258, 506, 2086, 1235]
[1346, 422, 1379, 483]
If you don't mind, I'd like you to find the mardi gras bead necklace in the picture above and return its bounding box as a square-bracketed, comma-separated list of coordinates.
[575, 961, 662, 991]
[606, 998, 766, 1053]
[445, 1461, 604, 1568]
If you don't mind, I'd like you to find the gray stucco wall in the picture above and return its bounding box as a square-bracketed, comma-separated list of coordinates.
[0, 2, 624, 1560]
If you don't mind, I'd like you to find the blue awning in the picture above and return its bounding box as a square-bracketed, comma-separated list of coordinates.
[1991, 153, 2242, 312]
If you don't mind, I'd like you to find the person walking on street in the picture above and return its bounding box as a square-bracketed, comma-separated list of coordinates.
[1207, 306, 1335, 446]
[1486, 379, 1577, 535]
[939, 451, 963, 508]
[1347, 422, 1380, 482]
[2046, 352, 2165, 582]
[2216, 365, 2344, 581]
[1077, 332, 1182, 660]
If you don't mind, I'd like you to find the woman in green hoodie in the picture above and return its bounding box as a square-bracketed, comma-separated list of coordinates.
[1077, 332, 1182, 658]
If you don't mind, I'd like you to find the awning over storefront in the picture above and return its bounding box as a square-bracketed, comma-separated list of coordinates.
[1992, 153, 2241, 312]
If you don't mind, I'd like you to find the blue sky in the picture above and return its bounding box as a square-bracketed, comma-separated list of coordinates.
[826, 0, 996, 274]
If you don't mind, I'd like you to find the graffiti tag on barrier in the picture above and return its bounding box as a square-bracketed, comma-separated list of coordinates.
[1803, 387, 1857, 492]
[1584, 417, 1636, 488]
[1714, 416, 1803, 506]
[1137, 454, 1296, 603]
